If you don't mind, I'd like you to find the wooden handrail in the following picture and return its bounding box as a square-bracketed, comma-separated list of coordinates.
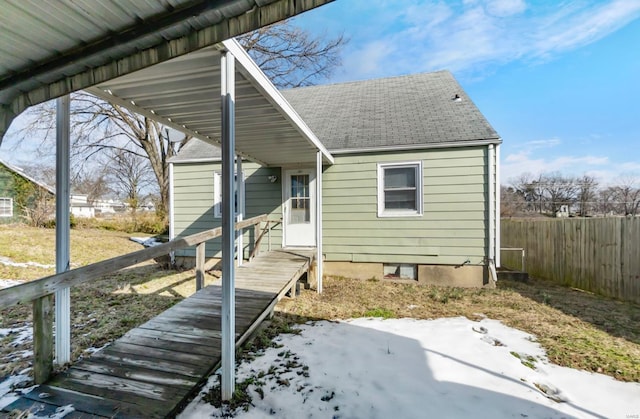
[0, 214, 267, 310]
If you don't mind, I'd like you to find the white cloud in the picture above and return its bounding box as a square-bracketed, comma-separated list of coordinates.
[335, 1, 640, 80]
[501, 151, 611, 184]
[485, 0, 527, 17]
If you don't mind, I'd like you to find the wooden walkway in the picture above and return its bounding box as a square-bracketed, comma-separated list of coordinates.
[3, 248, 315, 418]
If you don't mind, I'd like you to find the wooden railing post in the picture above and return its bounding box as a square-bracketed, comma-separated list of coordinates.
[195, 242, 205, 291]
[253, 222, 260, 259]
[33, 294, 54, 384]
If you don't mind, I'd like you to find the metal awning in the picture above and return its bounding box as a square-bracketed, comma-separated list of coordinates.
[0, 0, 333, 142]
[88, 39, 333, 165]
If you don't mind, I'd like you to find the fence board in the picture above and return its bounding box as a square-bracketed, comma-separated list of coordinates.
[501, 217, 640, 304]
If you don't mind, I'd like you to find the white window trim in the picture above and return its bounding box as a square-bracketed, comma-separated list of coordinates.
[213, 171, 245, 219]
[377, 161, 423, 218]
[0, 197, 13, 217]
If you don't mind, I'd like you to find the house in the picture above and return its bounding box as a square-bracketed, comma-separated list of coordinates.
[0, 159, 55, 225]
[70, 195, 95, 218]
[169, 70, 501, 287]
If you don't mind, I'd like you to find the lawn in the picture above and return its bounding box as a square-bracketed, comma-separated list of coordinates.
[1, 224, 639, 386]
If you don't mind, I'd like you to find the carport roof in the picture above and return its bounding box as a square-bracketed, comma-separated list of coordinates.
[88, 39, 333, 166]
[0, 0, 333, 142]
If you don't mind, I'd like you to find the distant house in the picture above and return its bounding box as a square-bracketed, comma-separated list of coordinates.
[70, 195, 95, 218]
[169, 71, 502, 287]
[0, 159, 55, 224]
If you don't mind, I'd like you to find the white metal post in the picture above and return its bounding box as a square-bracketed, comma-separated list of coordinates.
[495, 143, 501, 268]
[488, 144, 495, 265]
[168, 162, 175, 265]
[55, 95, 71, 365]
[316, 151, 323, 293]
[236, 156, 243, 266]
[220, 50, 236, 401]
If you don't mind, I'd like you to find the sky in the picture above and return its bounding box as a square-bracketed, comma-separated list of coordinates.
[1, 0, 639, 187]
[289, 0, 640, 186]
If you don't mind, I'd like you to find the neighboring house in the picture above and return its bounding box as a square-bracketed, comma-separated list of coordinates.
[70, 195, 95, 218]
[0, 158, 55, 224]
[169, 70, 501, 287]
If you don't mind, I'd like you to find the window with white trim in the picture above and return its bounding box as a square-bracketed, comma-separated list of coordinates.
[377, 161, 423, 217]
[213, 172, 245, 218]
[0, 198, 12, 217]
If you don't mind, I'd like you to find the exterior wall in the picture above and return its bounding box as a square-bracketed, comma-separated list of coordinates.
[0, 163, 53, 224]
[172, 161, 283, 260]
[322, 147, 490, 267]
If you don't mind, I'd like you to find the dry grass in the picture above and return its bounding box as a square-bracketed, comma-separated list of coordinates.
[277, 276, 640, 382]
[0, 225, 205, 380]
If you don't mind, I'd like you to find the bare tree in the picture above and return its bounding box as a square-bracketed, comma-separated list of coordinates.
[237, 21, 347, 88]
[510, 173, 544, 213]
[576, 174, 599, 217]
[106, 149, 156, 210]
[10, 21, 347, 217]
[611, 174, 640, 216]
[500, 185, 526, 217]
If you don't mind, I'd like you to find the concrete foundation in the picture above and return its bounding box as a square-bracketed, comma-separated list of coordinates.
[324, 261, 493, 288]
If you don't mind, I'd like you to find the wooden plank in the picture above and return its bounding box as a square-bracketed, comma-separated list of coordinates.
[88, 351, 205, 378]
[50, 371, 175, 417]
[2, 397, 98, 418]
[33, 294, 54, 384]
[20, 384, 148, 418]
[103, 341, 217, 366]
[72, 359, 199, 390]
[118, 331, 220, 357]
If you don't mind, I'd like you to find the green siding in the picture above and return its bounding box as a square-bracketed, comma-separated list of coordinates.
[0, 163, 52, 224]
[172, 162, 282, 258]
[322, 147, 490, 265]
[172, 145, 494, 266]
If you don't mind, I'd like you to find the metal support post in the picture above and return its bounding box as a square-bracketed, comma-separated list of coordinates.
[316, 151, 323, 293]
[55, 95, 71, 365]
[236, 156, 243, 266]
[220, 50, 236, 401]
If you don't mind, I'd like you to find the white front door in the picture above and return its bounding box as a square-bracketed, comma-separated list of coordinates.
[283, 168, 316, 247]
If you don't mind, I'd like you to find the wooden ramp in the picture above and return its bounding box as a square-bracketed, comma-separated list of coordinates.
[3, 249, 315, 418]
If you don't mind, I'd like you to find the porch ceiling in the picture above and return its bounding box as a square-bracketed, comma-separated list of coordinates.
[0, 0, 334, 143]
[88, 39, 333, 166]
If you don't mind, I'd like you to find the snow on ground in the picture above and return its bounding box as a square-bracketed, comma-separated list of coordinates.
[130, 236, 163, 247]
[179, 317, 640, 419]
[0, 279, 24, 289]
[0, 256, 54, 270]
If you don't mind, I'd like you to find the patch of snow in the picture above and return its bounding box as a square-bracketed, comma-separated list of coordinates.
[0, 324, 32, 347]
[178, 317, 640, 419]
[0, 373, 30, 410]
[0, 256, 54, 269]
[83, 342, 110, 355]
[130, 237, 162, 247]
[0, 279, 23, 289]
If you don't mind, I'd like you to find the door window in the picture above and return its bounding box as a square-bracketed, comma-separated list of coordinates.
[290, 174, 310, 224]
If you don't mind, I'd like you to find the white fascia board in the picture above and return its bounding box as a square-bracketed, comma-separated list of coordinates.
[222, 39, 334, 165]
[329, 138, 502, 155]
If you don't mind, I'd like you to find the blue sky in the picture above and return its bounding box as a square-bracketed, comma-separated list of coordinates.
[292, 0, 640, 185]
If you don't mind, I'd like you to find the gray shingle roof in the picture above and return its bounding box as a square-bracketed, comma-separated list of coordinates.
[170, 137, 221, 163]
[281, 70, 499, 151]
[170, 70, 500, 163]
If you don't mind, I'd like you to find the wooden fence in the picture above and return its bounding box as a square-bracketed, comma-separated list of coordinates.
[501, 217, 640, 304]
